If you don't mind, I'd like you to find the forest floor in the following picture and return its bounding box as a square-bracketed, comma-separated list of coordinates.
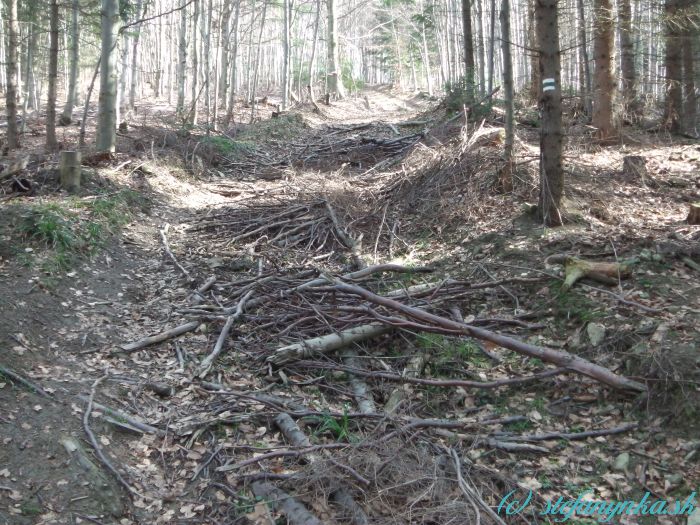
[1, 86, 699, 525]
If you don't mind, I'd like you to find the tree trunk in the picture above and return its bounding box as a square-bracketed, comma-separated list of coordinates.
[618, 0, 639, 118]
[327, 0, 346, 98]
[308, 0, 321, 101]
[663, 0, 682, 132]
[500, 0, 514, 190]
[189, 0, 199, 125]
[681, 0, 697, 133]
[250, 0, 268, 122]
[592, 0, 617, 140]
[461, 0, 475, 98]
[219, 0, 231, 108]
[225, 0, 241, 125]
[46, 0, 59, 151]
[488, 0, 496, 94]
[282, 0, 291, 109]
[4, 0, 19, 149]
[576, 0, 592, 115]
[60, 0, 80, 125]
[176, 0, 188, 117]
[536, 0, 564, 226]
[527, 0, 540, 101]
[128, 0, 145, 110]
[96, 0, 120, 153]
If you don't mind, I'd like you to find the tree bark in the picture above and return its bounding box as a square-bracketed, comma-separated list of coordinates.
[663, 0, 683, 132]
[618, 0, 639, 118]
[46, 0, 60, 151]
[60, 0, 80, 125]
[591, 0, 617, 140]
[176, 0, 188, 117]
[461, 0, 476, 98]
[681, 0, 697, 133]
[308, 0, 321, 101]
[282, 0, 291, 109]
[536, 0, 564, 226]
[500, 0, 514, 191]
[128, 0, 145, 110]
[576, 0, 592, 116]
[527, 0, 540, 101]
[97, 0, 120, 153]
[327, 0, 346, 98]
[4, 0, 19, 149]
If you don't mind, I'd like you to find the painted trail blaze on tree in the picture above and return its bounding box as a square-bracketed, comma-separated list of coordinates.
[536, 0, 564, 226]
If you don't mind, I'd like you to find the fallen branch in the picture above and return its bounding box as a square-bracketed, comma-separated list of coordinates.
[196, 289, 254, 378]
[0, 365, 53, 399]
[269, 323, 391, 365]
[497, 422, 638, 442]
[341, 350, 377, 415]
[331, 281, 646, 392]
[250, 482, 323, 525]
[83, 376, 140, 497]
[295, 361, 568, 390]
[77, 395, 165, 436]
[160, 223, 193, 281]
[119, 320, 201, 353]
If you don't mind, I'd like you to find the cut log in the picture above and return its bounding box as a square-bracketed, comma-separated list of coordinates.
[268, 323, 391, 366]
[59, 151, 82, 193]
[687, 202, 700, 225]
[547, 255, 631, 291]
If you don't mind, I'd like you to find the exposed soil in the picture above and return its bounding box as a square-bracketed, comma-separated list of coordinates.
[1, 87, 699, 524]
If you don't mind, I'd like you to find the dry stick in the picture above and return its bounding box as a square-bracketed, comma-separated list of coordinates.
[189, 275, 217, 304]
[77, 395, 165, 435]
[196, 289, 255, 378]
[450, 449, 508, 525]
[324, 200, 365, 270]
[0, 365, 53, 399]
[250, 482, 323, 525]
[294, 362, 568, 390]
[341, 350, 377, 415]
[497, 422, 638, 442]
[160, 223, 193, 281]
[83, 376, 140, 497]
[274, 413, 369, 525]
[331, 281, 647, 392]
[119, 320, 201, 353]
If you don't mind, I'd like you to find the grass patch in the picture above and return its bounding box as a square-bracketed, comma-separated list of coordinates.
[10, 189, 143, 276]
[200, 135, 256, 157]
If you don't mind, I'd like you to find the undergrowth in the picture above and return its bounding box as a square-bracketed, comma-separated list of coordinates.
[10, 189, 143, 278]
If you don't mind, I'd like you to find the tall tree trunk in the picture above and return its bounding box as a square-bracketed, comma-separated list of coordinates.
[46, 0, 59, 151]
[60, 0, 80, 125]
[461, 0, 475, 98]
[4, 0, 19, 149]
[189, 0, 199, 125]
[129, 0, 145, 110]
[488, 0, 496, 94]
[219, 0, 231, 107]
[225, 0, 241, 125]
[500, 0, 514, 190]
[327, 0, 346, 98]
[681, 0, 696, 133]
[536, 0, 564, 226]
[97, 0, 120, 153]
[591, 0, 617, 140]
[176, 0, 188, 117]
[250, 0, 268, 122]
[282, 0, 291, 109]
[527, 0, 539, 101]
[663, 0, 682, 131]
[576, 0, 592, 115]
[308, 0, 321, 101]
[618, 0, 639, 118]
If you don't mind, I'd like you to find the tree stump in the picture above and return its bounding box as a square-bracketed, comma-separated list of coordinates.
[622, 155, 649, 184]
[59, 151, 82, 193]
[687, 203, 700, 225]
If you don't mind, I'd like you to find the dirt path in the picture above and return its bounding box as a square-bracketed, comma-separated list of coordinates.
[1, 89, 699, 524]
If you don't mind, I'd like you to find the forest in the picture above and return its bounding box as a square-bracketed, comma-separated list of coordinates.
[0, 0, 699, 523]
